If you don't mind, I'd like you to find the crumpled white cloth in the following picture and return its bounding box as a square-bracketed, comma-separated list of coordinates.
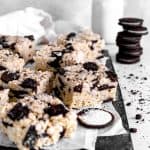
[0, 7, 126, 150]
[0, 7, 84, 44]
[0, 7, 56, 42]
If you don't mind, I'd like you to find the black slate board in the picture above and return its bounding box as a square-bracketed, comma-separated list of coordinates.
[95, 50, 133, 150]
[0, 50, 133, 150]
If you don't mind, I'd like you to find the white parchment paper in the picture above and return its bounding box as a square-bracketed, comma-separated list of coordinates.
[0, 7, 127, 150]
[0, 102, 126, 150]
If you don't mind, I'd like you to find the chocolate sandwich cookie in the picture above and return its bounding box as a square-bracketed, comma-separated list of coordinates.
[116, 17, 148, 64]
[117, 31, 141, 43]
[116, 53, 140, 64]
[119, 46, 143, 51]
[118, 45, 143, 52]
[117, 40, 140, 49]
[119, 18, 143, 27]
[116, 35, 141, 44]
[119, 48, 143, 57]
[126, 26, 148, 36]
[121, 25, 141, 31]
[77, 108, 114, 129]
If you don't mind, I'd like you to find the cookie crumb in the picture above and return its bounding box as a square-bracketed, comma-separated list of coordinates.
[130, 90, 138, 95]
[143, 77, 147, 80]
[129, 128, 137, 133]
[135, 114, 142, 120]
[139, 64, 143, 67]
[126, 102, 131, 106]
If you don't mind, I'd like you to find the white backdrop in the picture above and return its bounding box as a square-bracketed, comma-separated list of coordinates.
[0, 0, 149, 20]
[125, 0, 150, 42]
[0, 0, 150, 40]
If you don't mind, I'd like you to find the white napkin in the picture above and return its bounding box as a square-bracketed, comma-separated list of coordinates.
[0, 7, 86, 43]
[0, 7, 56, 43]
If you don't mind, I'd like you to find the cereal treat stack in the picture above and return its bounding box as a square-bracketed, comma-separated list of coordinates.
[0, 68, 53, 99]
[0, 49, 25, 92]
[34, 30, 117, 109]
[0, 94, 77, 150]
[54, 61, 118, 108]
[8, 68, 53, 98]
[34, 30, 105, 71]
[33, 43, 65, 71]
[56, 30, 105, 56]
[0, 33, 78, 150]
[0, 30, 118, 150]
[0, 35, 35, 62]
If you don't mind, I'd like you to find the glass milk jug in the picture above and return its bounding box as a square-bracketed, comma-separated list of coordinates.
[92, 0, 124, 43]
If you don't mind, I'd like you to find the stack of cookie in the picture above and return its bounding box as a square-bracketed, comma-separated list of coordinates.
[116, 18, 148, 64]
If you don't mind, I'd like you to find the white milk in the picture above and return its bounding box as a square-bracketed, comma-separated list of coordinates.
[92, 0, 124, 43]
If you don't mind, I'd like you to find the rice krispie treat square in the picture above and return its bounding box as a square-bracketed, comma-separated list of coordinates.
[0, 35, 35, 62]
[0, 49, 25, 72]
[34, 31, 105, 71]
[0, 68, 53, 98]
[56, 30, 105, 58]
[33, 44, 65, 71]
[54, 61, 118, 108]
[0, 94, 77, 150]
[7, 68, 53, 98]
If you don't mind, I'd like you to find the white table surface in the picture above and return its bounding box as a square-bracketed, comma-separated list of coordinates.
[106, 38, 150, 150]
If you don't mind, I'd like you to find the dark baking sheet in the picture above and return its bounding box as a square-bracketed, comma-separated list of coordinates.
[0, 50, 133, 150]
[95, 50, 133, 150]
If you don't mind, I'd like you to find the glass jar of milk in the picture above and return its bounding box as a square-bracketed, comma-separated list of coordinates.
[92, 0, 124, 44]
